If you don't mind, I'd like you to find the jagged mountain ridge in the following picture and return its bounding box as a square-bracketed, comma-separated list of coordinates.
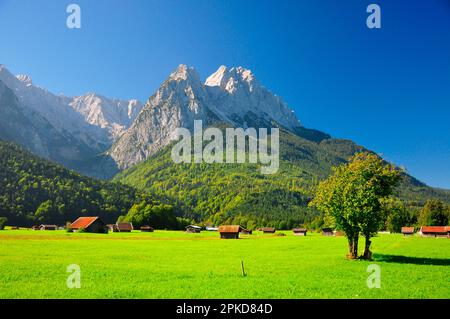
[1, 63, 301, 174]
[69, 93, 143, 140]
[110, 64, 302, 169]
[0, 64, 143, 143]
[0, 79, 97, 166]
[0, 64, 143, 174]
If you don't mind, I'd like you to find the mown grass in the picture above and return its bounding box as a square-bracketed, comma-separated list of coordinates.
[0, 230, 448, 298]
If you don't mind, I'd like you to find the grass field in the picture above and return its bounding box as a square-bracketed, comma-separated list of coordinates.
[0, 230, 449, 299]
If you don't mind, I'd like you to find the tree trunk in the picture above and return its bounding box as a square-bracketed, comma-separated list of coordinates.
[363, 236, 372, 260]
[347, 239, 354, 259]
[347, 236, 359, 259]
[352, 236, 359, 259]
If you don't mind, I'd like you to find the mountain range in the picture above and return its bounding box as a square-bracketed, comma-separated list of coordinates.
[0, 64, 142, 175]
[1, 63, 449, 226]
[0, 64, 307, 177]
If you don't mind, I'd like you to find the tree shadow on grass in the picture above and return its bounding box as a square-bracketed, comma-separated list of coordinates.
[373, 253, 450, 266]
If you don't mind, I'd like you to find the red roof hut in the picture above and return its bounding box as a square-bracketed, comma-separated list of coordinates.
[70, 217, 107, 233]
[420, 226, 449, 238]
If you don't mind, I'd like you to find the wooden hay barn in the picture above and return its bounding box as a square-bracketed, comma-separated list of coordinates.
[293, 228, 307, 236]
[420, 226, 449, 238]
[70, 217, 107, 233]
[186, 225, 202, 233]
[140, 225, 154, 232]
[334, 230, 345, 236]
[401, 227, 415, 236]
[240, 229, 252, 235]
[261, 227, 276, 234]
[106, 224, 118, 232]
[31, 225, 40, 230]
[39, 225, 57, 231]
[116, 223, 133, 232]
[219, 225, 242, 239]
[322, 228, 334, 236]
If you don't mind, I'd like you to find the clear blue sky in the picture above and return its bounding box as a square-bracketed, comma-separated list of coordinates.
[1, 0, 450, 189]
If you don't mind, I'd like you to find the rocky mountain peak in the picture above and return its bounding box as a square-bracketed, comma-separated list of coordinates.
[109, 64, 302, 169]
[205, 65, 257, 93]
[205, 65, 229, 89]
[16, 74, 33, 86]
[169, 64, 201, 82]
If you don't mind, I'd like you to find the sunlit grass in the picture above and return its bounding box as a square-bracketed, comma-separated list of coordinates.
[0, 230, 448, 298]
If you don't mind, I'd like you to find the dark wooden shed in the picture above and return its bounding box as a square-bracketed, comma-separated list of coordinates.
[322, 228, 334, 236]
[293, 228, 307, 236]
[186, 225, 202, 233]
[141, 225, 154, 232]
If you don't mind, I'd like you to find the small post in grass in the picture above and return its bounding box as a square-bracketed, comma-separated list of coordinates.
[241, 260, 246, 277]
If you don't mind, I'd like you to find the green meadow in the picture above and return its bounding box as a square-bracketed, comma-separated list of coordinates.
[0, 230, 449, 299]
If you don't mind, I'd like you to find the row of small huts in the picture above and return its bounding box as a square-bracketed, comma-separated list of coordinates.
[402, 226, 450, 238]
[30, 217, 450, 239]
[31, 217, 150, 233]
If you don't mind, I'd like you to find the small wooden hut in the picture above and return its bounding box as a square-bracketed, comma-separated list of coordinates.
[106, 224, 118, 232]
[218, 225, 242, 239]
[186, 225, 202, 233]
[420, 226, 449, 238]
[116, 223, 133, 232]
[401, 227, 415, 236]
[293, 228, 307, 236]
[70, 217, 107, 233]
[140, 225, 154, 232]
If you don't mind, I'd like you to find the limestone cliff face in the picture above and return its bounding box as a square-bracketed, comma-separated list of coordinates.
[110, 65, 302, 169]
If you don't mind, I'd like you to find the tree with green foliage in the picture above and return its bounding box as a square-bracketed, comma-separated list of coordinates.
[383, 198, 417, 233]
[418, 199, 449, 226]
[35, 200, 58, 223]
[310, 153, 402, 259]
[0, 217, 7, 230]
[121, 201, 178, 229]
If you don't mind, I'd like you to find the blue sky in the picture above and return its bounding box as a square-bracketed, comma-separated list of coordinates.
[1, 0, 450, 188]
